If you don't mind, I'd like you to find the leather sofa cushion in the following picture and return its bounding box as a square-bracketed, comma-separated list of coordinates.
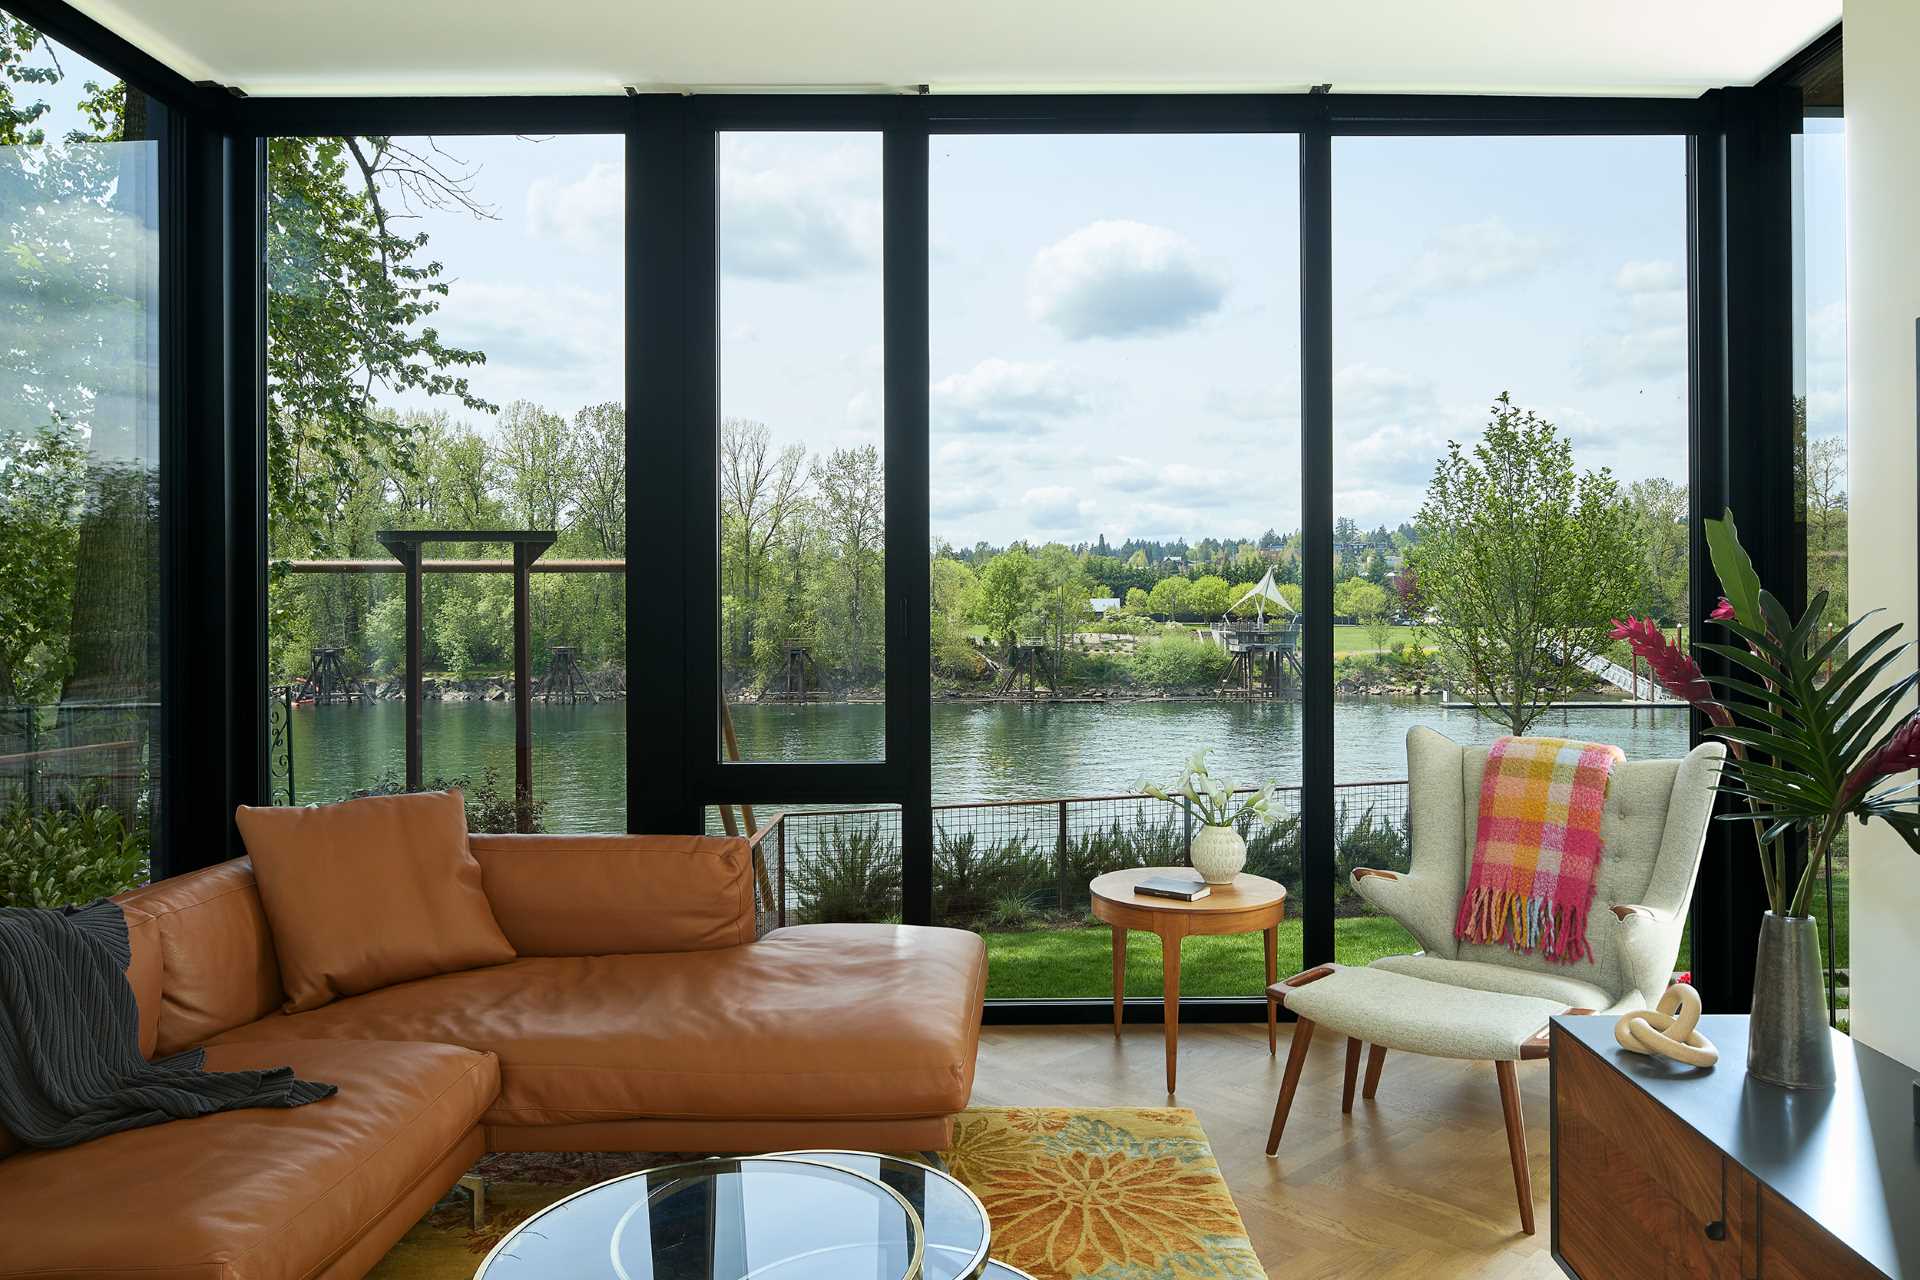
[0, 1039, 497, 1280]
[120, 859, 286, 1057]
[236, 791, 515, 1012]
[212, 923, 987, 1127]
[471, 832, 756, 954]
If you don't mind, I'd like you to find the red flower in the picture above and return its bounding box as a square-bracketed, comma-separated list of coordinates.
[1709, 598, 1737, 622]
[1609, 616, 1732, 725]
[1839, 712, 1920, 809]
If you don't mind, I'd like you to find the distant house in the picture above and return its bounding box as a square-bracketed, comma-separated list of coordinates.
[1089, 596, 1123, 617]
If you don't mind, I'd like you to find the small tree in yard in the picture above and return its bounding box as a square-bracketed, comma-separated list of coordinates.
[1408, 393, 1637, 735]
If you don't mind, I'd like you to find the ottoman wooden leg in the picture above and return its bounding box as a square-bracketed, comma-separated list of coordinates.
[1362, 1043, 1387, 1099]
[1341, 1037, 1362, 1114]
[1495, 1060, 1535, 1235]
[1265, 1017, 1316, 1155]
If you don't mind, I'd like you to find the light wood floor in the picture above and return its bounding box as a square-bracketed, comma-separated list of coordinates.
[971, 1023, 1561, 1279]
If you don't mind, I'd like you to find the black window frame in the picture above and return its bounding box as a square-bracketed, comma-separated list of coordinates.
[5, 0, 1829, 1018]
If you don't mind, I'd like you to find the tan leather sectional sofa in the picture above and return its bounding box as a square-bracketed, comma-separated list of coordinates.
[0, 833, 988, 1280]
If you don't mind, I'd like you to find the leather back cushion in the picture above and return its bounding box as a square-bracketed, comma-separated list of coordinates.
[120, 860, 286, 1057]
[236, 790, 516, 1013]
[470, 833, 756, 955]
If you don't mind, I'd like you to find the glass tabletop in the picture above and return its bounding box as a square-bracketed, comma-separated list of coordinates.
[475, 1157, 925, 1280]
[769, 1151, 990, 1280]
[981, 1265, 1035, 1280]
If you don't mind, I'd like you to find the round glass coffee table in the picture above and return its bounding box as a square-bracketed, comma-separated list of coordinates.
[771, 1151, 989, 1280]
[473, 1156, 926, 1279]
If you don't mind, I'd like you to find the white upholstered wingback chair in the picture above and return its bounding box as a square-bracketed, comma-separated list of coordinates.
[1356, 725, 1726, 1017]
[1264, 725, 1724, 1234]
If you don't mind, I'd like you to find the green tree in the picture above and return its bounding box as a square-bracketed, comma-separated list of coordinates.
[1032, 545, 1094, 686]
[1408, 393, 1638, 735]
[972, 547, 1035, 656]
[1147, 574, 1191, 619]
[1123, 586, 1150, 615]
[1625, 476, 1689, 623]
[1337, 579, 1394, 650]
[0, 424, 84, 702]
[495, 400, 576, 531]
[810, 444, 885, 682]
[1186, 574, 1233, 619]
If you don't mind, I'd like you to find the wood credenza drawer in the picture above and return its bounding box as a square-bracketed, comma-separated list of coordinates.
[1555, 1032, 1743, 1278]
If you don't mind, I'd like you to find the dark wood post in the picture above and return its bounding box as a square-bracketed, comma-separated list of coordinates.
[513, 541, 535, 833]
[375, 537, 425, 792]
[1056, 798, 1071, 909]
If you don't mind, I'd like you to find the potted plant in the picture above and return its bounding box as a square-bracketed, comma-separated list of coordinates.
[1612, 512, 1920, 1089]
[1140, 750, 1280, 884]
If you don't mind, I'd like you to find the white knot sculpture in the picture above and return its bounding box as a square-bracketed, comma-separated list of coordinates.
[1613, 982, 1718, 1068]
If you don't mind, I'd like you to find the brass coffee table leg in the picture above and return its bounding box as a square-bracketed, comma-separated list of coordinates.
[458, 1173, 487, 1229]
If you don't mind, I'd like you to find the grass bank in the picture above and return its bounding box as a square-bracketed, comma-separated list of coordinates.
[982, 915, 1418, 1000]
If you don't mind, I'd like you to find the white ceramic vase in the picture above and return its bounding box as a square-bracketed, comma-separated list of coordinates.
[1190, 823, 1247, 885]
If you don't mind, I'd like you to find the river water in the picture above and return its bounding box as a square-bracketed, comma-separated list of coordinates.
[287, 697, 1692, 830]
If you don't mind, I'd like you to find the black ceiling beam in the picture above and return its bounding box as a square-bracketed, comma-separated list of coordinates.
[1, 0, 228, 119]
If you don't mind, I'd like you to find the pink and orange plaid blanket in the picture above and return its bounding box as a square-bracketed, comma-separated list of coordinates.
[1455, 736, 1623, 964]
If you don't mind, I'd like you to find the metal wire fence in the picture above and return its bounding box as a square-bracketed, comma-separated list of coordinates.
[734, 780, 1412, 933]
[0, 702, 156, 819]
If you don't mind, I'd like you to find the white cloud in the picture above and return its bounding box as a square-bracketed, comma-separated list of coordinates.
[1023, 485, 1097, 530]
[1614, 259, 1683, 293]
[932, 358, 1091, 435]
[1205, 381, 1299, 423]
[428, 281, 621, 411]
[525, 160, 622, 253]
[1367, 218, 1554, 314]
[1333, 363, 1438, 425]
[1096, 455, 1234, 503]
[932, 484, 999, 522]
[1028, 220, 1227, 340]
[719, 138, 880, 281]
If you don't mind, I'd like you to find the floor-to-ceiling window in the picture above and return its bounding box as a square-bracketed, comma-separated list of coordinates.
[926, 132, 1303, 1000]
[263, 131, 625, 832]
[1795, 106, 1848, 1025]
[1, 11, 163, 901]
[1330, 135, 1694, 967]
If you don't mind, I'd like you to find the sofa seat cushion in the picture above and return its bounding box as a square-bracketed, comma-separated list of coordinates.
[210, 923, 988, 1128]
[0, 1039, 497, 1280]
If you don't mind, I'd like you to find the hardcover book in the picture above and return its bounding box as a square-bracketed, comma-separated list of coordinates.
[1134, 875, 1210, 901]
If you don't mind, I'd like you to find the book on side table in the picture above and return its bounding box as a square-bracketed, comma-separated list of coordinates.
[1134, 876, 1210, 901]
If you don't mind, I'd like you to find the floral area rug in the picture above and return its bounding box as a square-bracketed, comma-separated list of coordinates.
[368, 1107, 1260, 1280]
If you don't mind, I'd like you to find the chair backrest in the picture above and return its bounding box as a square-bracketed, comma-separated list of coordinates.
[1404, 725, 1724, 1002]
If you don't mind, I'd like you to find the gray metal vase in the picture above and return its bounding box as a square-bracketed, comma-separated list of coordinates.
[1747, 912, 1836, 1090]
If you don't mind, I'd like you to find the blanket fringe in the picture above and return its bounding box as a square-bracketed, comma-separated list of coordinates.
[1455, 886, 1591, 964]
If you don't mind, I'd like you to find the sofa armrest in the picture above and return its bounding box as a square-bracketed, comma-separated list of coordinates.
[470, 833, 756, 955]
[1350, 868, 1457, 957]
[1610, 902, 1686, 1009]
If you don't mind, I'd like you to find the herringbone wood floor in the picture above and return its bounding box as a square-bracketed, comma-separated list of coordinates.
[971, 1024, 1562, 1280]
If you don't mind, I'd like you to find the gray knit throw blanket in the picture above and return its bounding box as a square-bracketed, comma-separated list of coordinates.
[0, 900, 335, 1150]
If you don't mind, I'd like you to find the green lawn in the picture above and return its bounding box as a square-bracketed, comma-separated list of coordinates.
[1332, 623, 1422, 656]
[982, 915, 1419, 1000]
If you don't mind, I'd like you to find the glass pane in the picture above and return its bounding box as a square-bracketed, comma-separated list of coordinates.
[264, 133, 625, 831]
[928, 133, 1303, 1000]
[1, 13, 162, 902]
[1796, 114, 1848, 1026]
[1331, 136, 1694, 969]
[705, 802, 902, 933]
[719, 132, 885, 763]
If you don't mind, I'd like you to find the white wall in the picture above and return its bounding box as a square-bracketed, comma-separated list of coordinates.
[1844, 0, 1920, 1070]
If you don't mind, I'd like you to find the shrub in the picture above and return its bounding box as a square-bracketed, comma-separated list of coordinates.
[932, 827, 1048, 925]
[1127, 633, 1231, 688]
[0, 791, 149, 908]
[792, 820, 902, 924]
[355, 765, 548, 834]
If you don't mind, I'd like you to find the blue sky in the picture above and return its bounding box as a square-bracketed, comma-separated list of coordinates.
[16, 30, 1846, 549]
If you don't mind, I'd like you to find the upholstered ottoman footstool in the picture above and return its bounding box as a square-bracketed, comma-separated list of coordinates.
[1264, 962, 1597, 1235]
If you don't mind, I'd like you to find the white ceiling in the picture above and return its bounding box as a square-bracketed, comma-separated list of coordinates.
[68, 0, 1839, 98]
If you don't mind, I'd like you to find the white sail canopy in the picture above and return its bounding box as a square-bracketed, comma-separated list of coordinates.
[1230, 567, 1295, 620]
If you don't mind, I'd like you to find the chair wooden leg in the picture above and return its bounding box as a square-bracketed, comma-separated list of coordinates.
[1265, 1017, 1316, 1156]
[1362, 1042, 1387, 1100]
[1495, 1060, 1535, 1235]
[1341, 1037, 1362, 1114]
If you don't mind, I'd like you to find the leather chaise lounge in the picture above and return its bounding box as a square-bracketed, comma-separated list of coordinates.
[0, 833, 988, 1280]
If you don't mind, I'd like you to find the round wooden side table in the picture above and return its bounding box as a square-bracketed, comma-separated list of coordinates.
[1089, 866, 1288, 1094]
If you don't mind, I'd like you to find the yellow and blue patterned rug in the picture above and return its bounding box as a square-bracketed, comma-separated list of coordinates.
[370, 1107, 1261, 1280]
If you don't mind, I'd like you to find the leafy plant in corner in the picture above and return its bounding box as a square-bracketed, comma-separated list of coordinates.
[0, 790, 149, 908]
[1612, 510, 1920, 920]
